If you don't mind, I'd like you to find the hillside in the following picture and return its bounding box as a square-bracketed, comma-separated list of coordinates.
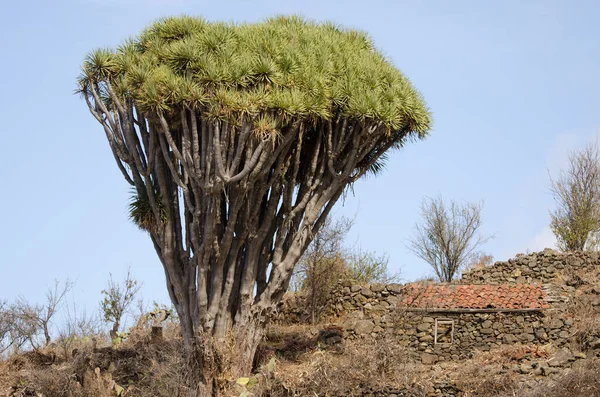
[1, 249, 599, 397]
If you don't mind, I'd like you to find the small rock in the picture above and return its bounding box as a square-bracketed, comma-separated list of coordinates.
[361, 287, 374, 298]
[503, 334, 517, 344]
[519, 363, 533, 374]
[421, 352, 438, 365]
[417, 323, 431, 332]
[354, 320, 375, 335]
[559, 330, 570, 338]
[548, 348, 573, 367]
[386, 284, 403, 294]
[535, 329, 548, 340]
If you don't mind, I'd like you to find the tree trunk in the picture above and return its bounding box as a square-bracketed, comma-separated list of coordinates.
[110, 321, 119, 341]
[186, 320, 264, 397]
[43, 323, 51, 347]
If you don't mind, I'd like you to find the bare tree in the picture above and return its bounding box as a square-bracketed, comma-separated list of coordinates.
[40, 279, 74, 346]
[0, 300, 11, 355]
[5, 279, 73, 351]
[101, 268, 142, 340]
[550, 141, 600, 251]
[409, 196, 490, 282]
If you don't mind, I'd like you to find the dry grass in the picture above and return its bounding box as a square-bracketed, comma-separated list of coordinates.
[470, 344, 552, 366]
[263, 336, 427, 397]
[1, 312, 599, 397]
[562, 267, 600, 351]
[524, 359, 600, 397]
[442, 344, 551, 397]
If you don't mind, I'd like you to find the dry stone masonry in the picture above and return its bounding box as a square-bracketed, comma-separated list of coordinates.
[462, 248, 600, 284]
[277, 249, 599, 364]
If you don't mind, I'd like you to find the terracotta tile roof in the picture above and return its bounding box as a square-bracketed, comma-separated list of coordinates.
[400, 284, 549, 310]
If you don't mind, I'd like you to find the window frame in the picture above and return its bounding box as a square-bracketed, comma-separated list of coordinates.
[434, 318, 455, 345]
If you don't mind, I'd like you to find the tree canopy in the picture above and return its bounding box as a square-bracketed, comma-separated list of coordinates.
[79, 15, 430, 137]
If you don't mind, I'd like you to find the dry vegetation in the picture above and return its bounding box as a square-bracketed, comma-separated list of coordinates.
[3, 318, 599, 397]
[563, 267, 600, 352]
[2, 265, 600, 396]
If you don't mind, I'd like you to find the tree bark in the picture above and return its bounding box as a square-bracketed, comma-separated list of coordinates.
[83, 80, 415, 393]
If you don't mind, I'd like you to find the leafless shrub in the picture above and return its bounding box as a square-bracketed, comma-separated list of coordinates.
[464, 251, 494, 273]
[56, 300, 104, 360]
[408, 196, 491, 282]
[2, 279, 73, 353]
[0, 300, 11, 355]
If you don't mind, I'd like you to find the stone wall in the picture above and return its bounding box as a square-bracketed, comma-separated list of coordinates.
[276, 282, 403, 324]
[342, 309, 572, 364]
[462, 249, 600, 285]
[276, 281, 574, 363]
[274, 249, 597, 363]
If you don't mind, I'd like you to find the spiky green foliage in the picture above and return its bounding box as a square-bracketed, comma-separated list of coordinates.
[79, 15, 430, 136]
[128, 188, 167, 232]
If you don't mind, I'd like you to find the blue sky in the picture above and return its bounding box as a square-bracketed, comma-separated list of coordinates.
[1, 0, 599, 317]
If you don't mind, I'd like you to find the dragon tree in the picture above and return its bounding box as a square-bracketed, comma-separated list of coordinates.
[78, 15, 431, 393]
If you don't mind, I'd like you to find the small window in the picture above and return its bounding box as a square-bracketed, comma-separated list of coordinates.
[434, 319, 454, 345]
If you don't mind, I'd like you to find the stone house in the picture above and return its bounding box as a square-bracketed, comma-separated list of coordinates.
[277, 249, 591, 364]
[337, 282, 572, 364]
